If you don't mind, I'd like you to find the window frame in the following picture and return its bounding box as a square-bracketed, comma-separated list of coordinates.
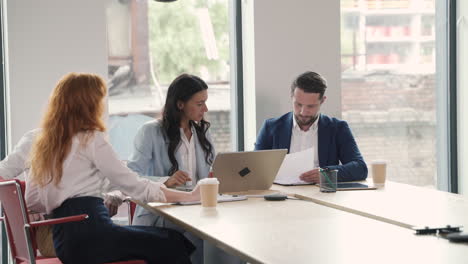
[436, 0, 458, 193]
[230, 0, 244, 151]
[448, 0, 458, 193]
[1, 0, 8, 262]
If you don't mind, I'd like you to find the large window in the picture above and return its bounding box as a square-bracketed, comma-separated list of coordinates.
[106, 0, 233, 160]
[341, 0, 443, 188]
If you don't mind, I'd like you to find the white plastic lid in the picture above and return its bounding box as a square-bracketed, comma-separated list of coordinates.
[198, 178, 219, 185]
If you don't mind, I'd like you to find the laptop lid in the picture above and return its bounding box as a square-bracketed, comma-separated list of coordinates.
[212, 149, 287, 193]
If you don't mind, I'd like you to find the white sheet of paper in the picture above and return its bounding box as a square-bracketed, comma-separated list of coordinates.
[274, 147, 316, 185]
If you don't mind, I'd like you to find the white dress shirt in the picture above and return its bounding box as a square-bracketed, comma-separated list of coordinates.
[25, 131, 166, 214]
[290, 115, 320, 168]
[0, 129, 40, 180]
[176, 126, 197, 187]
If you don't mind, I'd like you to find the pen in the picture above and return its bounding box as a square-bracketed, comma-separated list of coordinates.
[319, 168, 337, 190]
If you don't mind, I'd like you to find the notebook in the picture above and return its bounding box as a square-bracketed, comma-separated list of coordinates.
[274, 181, 316, 186]
[336, 182, 377, 191]
[175, 194, 247, 205]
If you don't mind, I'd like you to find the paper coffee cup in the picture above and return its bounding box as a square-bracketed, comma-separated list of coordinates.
[199, 178, 219, 208]
[371, 161, 387, 187]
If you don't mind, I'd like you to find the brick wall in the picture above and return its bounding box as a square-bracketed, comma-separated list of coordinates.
[205, 111, 232, 153]
[342, 73, 436, 187]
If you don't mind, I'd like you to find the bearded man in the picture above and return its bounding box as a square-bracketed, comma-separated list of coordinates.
[254, 71, 367, 183]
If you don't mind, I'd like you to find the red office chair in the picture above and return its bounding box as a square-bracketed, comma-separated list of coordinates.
[0, 179, 146, 264]
[126, 198, 137, 225]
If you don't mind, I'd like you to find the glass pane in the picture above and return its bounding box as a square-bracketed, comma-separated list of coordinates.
[106, 0, 232, 160]
[341, 0, 437, 187]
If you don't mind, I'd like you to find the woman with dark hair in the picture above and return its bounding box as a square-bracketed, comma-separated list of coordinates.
[129, 73, 244, 264]
[128, 73, 214, 194]
[25, 72, 200, 264]
[127, 73, 216, 263]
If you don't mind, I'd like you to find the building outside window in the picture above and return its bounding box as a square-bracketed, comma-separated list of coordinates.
[341, 0, 439, 187]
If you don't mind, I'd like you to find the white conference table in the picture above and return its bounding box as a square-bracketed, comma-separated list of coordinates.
[139, 195, 468, 264]
[273, 181, 468, 229]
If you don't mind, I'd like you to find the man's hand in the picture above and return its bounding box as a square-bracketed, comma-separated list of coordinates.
[104, 191, 124, 217]
[299, 168, 320, 183]
[164, 170, 191, 188]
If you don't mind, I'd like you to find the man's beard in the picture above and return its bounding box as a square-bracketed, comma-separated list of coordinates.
[295, 114, 319, 128]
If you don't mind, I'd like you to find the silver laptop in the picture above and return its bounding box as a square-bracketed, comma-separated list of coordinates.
[212, 149, 287, 193]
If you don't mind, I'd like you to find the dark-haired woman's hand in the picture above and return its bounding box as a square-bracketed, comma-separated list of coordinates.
[164, 170, 191, 188]
[190, 184, 201, 201]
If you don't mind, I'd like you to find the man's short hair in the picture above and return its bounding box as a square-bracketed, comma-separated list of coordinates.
[291, 71, 327, 99]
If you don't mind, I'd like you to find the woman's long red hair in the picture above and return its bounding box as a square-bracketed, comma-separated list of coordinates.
[30, 73, 107, 186]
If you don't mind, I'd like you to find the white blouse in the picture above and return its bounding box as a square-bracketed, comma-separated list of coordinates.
[0, 129, 39, 180]
[176, 126, 197, 187]
[26, 131, 166, 214]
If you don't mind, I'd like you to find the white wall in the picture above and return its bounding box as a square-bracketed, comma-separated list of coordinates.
[457, 0, 468, 194]
[243, 0, 341, 150]
[3, 0, 108, 148]
[242, 0, 257, 150]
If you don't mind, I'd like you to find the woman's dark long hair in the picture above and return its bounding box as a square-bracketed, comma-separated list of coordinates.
[162, 73, 214, 175]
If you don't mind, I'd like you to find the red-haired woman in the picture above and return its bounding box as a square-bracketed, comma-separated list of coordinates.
[25, 73, 199, 264]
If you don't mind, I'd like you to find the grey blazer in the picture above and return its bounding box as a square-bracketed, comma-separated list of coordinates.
[127, 120, 215, 222]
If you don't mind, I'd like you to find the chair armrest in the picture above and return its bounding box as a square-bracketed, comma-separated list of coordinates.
[29, 214, 88, 228]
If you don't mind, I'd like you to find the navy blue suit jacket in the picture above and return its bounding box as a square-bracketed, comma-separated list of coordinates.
[254, 112, 367, 182]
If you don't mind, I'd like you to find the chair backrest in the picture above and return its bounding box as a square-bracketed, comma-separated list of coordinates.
[0, 179, 36, 263]
[128, 200, 136, 224]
